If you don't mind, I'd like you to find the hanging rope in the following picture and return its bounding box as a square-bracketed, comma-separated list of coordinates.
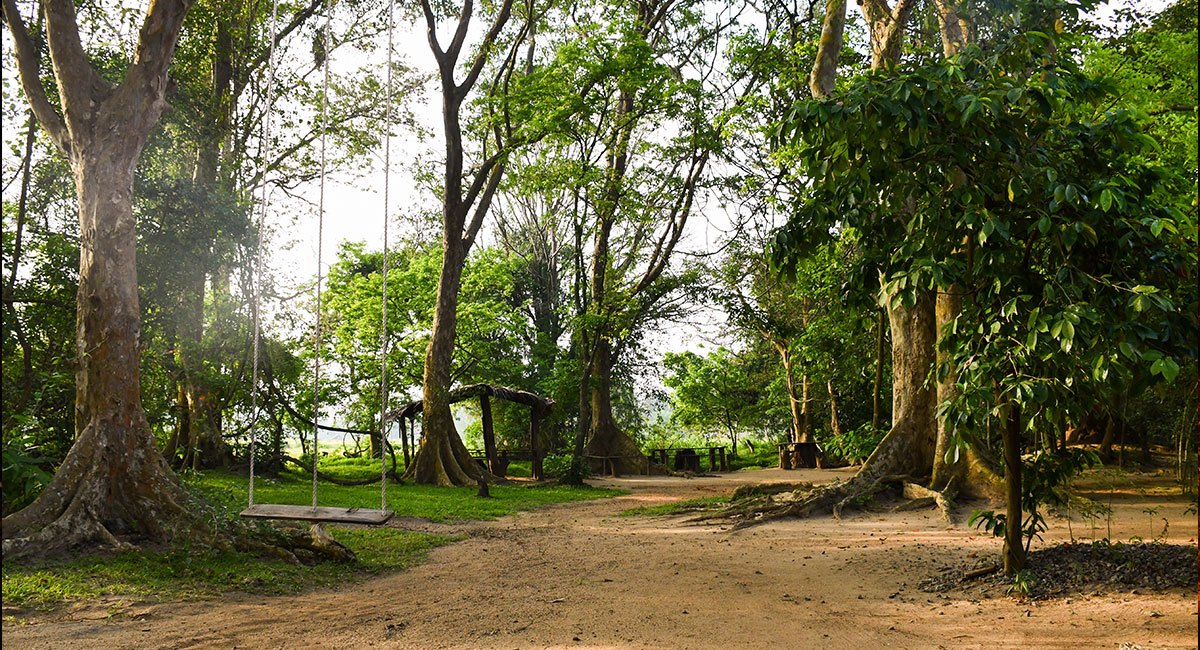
[312, 0, 334, 511]
[249, 0, 281, 508]
[377, 0, 396, 511]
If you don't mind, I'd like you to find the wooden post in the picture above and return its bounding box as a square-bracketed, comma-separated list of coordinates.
[779, 443, 792, 470]
[530, 407, 544, 480]
[481, 394, 499, 475]
[719, 447, 727, 471]
[708, 447, 717, 472]
[400, 416, 411, 466]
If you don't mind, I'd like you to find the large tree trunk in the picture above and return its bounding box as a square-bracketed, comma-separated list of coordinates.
[799, 373, 814, 443]
[583, 338, 651, 475]
[854, 290, 938, 481]
[3, 145, 196, 560]
[407, 241, 495, 486]
[932, 289, 1003, 498]
[2, 0, 198, 560]
[780, 348, 805, 443]
[408, 0, 515, 485]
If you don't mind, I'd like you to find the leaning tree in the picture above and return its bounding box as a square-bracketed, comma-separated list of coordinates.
[1, 0, 201, 559]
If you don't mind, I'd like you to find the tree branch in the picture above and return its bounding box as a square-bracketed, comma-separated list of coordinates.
[458, 0, 514, 98]
[1, 0, 69, 155]
[126, 0, 195, 104]
[42, 0, 111, 115]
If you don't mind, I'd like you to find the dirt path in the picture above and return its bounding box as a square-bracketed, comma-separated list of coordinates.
[5, 468, 1197, 649]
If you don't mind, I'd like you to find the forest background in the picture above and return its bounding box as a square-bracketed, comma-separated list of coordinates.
[1, 0, 1195, 526]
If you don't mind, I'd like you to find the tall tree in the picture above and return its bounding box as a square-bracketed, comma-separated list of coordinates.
[2, 0, 199, 559]
[571, 0, 756, 475]
[791, 0, 1000, 501]
[408, 0, 523, 485]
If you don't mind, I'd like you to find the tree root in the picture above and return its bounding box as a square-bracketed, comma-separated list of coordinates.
[693, 474, 962, 531]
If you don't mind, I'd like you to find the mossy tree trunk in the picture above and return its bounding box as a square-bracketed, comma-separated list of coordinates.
[405, 0, 517, 485]
[2, 0, 200, 560]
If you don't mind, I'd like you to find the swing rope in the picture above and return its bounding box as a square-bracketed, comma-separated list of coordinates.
[248, 0, 280, 508]
[378, 0, 396, 511]
[245, 0, 395, 523]
[311, 0, 334, 511]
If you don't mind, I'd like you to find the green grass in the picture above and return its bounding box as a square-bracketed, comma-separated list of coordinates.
[2, 462, 621, 612]
[728, 445, 779, 471]
[2, 528, 450, 610]
[617, 495, 732, 517]
[203, 466, 622, 522]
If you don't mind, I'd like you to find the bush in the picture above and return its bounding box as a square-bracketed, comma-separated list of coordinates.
[543, 454, 587, 480]
[825, 423, 886, 464]
[2, 432, 54, 514]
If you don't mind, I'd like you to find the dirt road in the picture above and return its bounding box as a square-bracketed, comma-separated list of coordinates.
[5, 468, 1196, 649]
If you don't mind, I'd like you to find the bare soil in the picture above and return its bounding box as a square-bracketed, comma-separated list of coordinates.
[3, 466, 1197, 649]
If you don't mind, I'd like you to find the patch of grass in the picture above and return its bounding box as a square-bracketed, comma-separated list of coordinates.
[2, 528, 451, 609]
[201, 468, 622, 522]
[618, 495, 732, 517]
[2, 466, 621, 611]
[729, 445, 778, 471]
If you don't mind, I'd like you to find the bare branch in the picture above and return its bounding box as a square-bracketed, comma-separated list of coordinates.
[458, 0, 514, 98]
[2, 0, 69, 155]
[126, 0, 194, 104]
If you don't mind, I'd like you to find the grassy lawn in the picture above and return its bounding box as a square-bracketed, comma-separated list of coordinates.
[2, 528, 450, 609]
[618, 495, 733, 517]
[728, 445, 778, 471]
[201, 462, 622, 522]
[2, 460, 621, 611]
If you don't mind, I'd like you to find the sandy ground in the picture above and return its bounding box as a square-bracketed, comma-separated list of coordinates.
[3, 467, 1197, 649]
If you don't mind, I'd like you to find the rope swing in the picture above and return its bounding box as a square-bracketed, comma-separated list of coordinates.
[242, 0, 395, 526]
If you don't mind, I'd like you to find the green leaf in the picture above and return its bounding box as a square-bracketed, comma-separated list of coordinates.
[1161, 357, 1180, 383]
[1032, 382, 1049, 404]
[1099, 189, 1113, 212]
[1060, 226, 1078, 249]
[1007, 178, 1016, 202]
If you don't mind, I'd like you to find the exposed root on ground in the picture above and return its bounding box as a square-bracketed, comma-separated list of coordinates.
[694, 474, 962, 531]
[235, 522, 358, 564]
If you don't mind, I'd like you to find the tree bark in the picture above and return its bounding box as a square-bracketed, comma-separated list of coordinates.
[871, 308, 886, 431]
[809, 0, 847, 98]
[932, 289, 1003, 498]
[827, 379, 841, 439]
[1002, 401, 1025, 575]
[409, 240, 495, 486]
[781, 348, 805, 443]
[406, 0, 516, 485]
[854, 290, 938, 480]
[583, 337, 651, 474]
[800, 373, 814, 443]
[857, 0, 918, 69]
[2, 0, 201, 561]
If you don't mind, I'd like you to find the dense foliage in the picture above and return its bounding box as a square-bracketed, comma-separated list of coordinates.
[2, 0, 1195, 528]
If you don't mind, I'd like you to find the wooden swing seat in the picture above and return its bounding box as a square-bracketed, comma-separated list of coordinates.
[240, 504, 394, 525]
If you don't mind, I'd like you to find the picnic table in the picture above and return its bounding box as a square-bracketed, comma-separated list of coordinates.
[647, 446, 729, 473]
[777, 442, 820, 469]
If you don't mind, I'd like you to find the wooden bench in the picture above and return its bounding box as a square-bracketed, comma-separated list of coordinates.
[467, 449, 531, 477]
[585, 454, 651, 477]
